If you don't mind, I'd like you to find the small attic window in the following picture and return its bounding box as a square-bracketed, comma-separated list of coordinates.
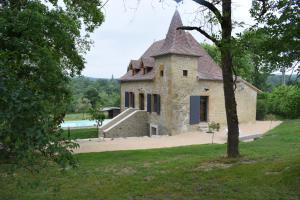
[145, 67, 152, 74]
[183, 70, 188, 77]
[160, 70, 164, 77]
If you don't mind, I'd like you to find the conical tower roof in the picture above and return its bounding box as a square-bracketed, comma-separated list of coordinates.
[153, 10, 203, 57]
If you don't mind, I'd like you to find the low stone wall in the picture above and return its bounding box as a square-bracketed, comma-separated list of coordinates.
[100, 108, 136, 131]
[102, 110, 149, 138]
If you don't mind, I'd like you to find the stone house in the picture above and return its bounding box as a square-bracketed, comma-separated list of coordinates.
[100, 11, 260, 138]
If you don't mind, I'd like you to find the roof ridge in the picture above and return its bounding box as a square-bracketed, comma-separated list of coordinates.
[152, 10, 202, 57]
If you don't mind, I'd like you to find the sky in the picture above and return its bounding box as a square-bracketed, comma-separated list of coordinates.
[82, 0, 254, 79]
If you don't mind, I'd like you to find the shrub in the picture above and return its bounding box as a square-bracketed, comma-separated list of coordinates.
[256, 96, 268, 120]
[208, 121, 220, 133]
[267, 85, 300, 118]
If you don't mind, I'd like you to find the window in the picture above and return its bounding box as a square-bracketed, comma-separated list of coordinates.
[153, 94, 158, 112]
[139, 93, 145, 110]
[125, 92, 129, 107]
[147, 94, 152, 112]
[160, 70, 164, 77]
[150, 124, 159, 136]
[183, 70, 188, 77]
[145, 67, 152, 74]
[154, 94, 161, 114]
[147, 94, 160, 114]
[126, 92, 135, 108]
[190, 96, 208, 124]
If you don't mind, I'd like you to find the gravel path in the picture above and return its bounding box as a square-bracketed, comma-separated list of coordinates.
[74, 121, 281, 154]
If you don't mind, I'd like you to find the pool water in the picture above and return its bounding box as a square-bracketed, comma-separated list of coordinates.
[61, 119, 111, 128]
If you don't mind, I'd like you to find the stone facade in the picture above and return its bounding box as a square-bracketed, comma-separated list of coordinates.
[121, 54, 258, 136]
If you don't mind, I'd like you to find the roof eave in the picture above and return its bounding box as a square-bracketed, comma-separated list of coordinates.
[197, 76, 262, 93]
[152, 52, 201, 58]
[119, 78, 154, 83]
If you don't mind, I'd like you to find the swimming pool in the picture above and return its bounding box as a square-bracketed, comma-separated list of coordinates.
[61, 119, 111, 128]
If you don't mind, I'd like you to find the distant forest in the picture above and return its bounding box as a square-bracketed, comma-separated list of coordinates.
[67, 76, 120, 113]
[266, 74, 299, 88]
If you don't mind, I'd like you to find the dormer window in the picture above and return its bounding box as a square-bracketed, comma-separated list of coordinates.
[145, 67, 152, 74]
[132, 68, 140, 76]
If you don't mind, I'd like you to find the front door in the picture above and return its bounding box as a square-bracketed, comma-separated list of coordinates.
[199, 96, 208, 122]
[190, 96, 208, 124]
[139, 93, 145, 110]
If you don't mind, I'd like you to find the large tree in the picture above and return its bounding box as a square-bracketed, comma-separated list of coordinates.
[0, 0, 104, 169]
[250, 0, 300, 81]
[177, 0, 240, 157]
[84, 88, 100, 109]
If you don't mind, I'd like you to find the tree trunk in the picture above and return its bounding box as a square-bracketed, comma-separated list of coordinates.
[221, 0, 240, 157]
[281, 67, 286, 85]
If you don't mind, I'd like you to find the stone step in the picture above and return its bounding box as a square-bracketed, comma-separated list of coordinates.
[100, 108, 136, 131]
[199, 123, 209, 132]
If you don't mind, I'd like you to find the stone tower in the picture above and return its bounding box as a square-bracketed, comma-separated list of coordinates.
[152, 10, 203, 134]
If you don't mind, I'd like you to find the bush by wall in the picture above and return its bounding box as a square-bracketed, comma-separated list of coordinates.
[256, 85, 300, 119]
[267, 85, 300, 118]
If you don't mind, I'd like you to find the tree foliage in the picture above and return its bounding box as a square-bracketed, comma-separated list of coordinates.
[0, 0, 104, 169]
[67, 77, 120, 113]
[202, 42, 270, 90]
[250, 0, 300, 75]
[267, 85, 300, 118]
[84, 88, 100, 109]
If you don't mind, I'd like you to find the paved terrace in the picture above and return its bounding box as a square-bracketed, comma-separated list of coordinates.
[74, 121, 281, 154]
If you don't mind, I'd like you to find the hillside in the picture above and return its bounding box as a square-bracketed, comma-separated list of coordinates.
[266, 74, 299, 87]
[67, 76, 120, 113]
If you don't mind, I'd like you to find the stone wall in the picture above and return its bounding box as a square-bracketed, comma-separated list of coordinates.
[120, 55, 173, 136]
[169, 55, 257, 134]
[103, 110, 149, 138]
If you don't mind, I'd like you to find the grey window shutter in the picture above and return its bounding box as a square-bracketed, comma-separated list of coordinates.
[157, 95, 160, 115]
[132, 93, 135, 108]
[147, 94, 151, 112]
[190, 96, 200, 125]
[125, 92, 129, 107]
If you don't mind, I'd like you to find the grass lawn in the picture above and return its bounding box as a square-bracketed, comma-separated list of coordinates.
[0, 120, 299, 200]
[62, 128, 98, 140]
[64, 113, 91, 121]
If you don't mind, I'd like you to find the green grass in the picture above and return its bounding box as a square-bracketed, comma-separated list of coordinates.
[62, 128, 98, 140]
[64, 113, 91, 121]
[1, 120, 300, 200]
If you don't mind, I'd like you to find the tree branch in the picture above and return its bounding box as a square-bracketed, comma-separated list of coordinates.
[257, 0, 268, 18]
[177, 26, 221, 47]
[192, 0, 223, 24]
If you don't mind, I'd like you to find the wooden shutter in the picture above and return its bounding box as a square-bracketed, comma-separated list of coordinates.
[157, 95, 160, 115]
[125, 92, 129, 107]
[132, 93, 135, 108]
[147, 94, 152, 112]
[190, 96, 200, 125]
